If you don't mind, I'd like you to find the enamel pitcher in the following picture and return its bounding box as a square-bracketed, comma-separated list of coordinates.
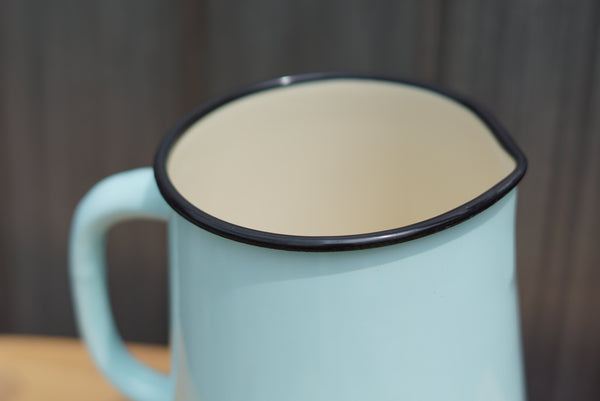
[69, 73, 528, 401]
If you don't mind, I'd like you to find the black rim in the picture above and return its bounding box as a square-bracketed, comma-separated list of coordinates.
[154, 72, 527, 252]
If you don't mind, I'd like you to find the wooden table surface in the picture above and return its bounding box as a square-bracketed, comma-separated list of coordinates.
[0, 335, 169, 401]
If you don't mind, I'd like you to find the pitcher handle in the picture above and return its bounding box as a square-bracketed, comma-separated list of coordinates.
[69, 167, 173, 401]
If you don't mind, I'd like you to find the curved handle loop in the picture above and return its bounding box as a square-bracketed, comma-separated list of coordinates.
[69, 167, 173, 401]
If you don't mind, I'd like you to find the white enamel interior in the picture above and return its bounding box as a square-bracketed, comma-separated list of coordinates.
[167, 79, 515, 236]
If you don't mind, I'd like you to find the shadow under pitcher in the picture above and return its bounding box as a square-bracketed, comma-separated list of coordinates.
[69, 72, 528, 401]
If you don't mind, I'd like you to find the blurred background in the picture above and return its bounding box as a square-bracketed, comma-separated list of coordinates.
[1, 0, 599, 400]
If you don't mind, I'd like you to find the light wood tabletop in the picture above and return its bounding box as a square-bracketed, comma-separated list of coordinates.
[0, 335, 169, 401]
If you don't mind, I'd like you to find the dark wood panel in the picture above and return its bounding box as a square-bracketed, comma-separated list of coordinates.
[203, 0, 445, 94]
[0, 0, 205, 342]
[1, 0, 599, 400]
[1, 0, 49, 334]
[550, 18, 600, 400]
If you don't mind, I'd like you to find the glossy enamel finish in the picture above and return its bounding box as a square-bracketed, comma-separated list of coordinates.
[70, 74, 528, 401]
[170, 185, 525, 401]
[69, 168, 173, 401]
[70, 168, 526, 401]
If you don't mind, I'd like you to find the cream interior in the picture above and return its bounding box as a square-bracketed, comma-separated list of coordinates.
[167, 79, 515, 236]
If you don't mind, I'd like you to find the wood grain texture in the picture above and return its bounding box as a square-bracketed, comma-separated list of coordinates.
[1, 1, 599, 400]
[0, 335, 169, 401]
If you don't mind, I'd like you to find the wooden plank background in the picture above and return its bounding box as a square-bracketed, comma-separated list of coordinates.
[1, 1, 599, 400]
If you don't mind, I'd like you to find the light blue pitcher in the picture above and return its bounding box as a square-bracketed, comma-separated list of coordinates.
[70, 73, 527, 401]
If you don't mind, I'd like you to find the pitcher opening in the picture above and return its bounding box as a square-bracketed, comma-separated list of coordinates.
[154, 73, 526, 250]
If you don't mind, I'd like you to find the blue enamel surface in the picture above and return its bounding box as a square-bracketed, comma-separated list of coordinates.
[70, 167, 526, 401]
[69, 168, 174, 401]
